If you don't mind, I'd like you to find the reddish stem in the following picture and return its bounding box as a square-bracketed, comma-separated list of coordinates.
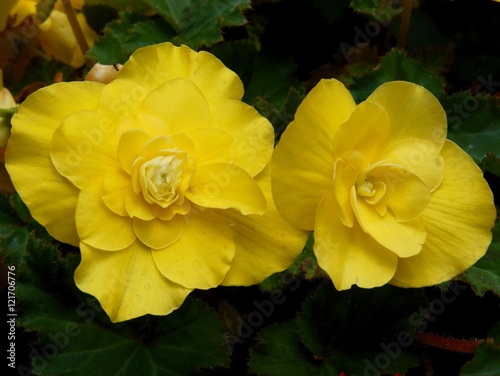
[414, 332, 483, 353]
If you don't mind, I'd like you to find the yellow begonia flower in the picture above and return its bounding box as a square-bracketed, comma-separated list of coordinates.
[272, 79, 496, 290]
[1, 0, 97, 67]
[6, 42, 308, 322]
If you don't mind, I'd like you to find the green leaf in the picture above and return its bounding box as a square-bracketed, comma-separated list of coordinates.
[250, 282, 425, 375]
[310, 0, 350, 25]
[145, 0, 191, 29]
[248, 321, 322, 376]
[350, 0, 403, 20]
[460, 322, 500, 375]
[296, 284, 352, 355]
[346, 49, 446, 103]
[350, 0, 382, 14]
[211, 40, 302, 118]
[86, 12, 176, 64]
[249, 321, 419, 376]
[85, 0, 152, 13]
[441, 92, 500, 163]
[0, 193, 29, 265]
[462, 220, 500, 297]
[172, 0, 251, 49]
[21, 295, 229, 376]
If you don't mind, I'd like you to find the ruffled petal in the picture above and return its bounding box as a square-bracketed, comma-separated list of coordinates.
[391, 141, 496, 287]
[272, 79, 356, 230]
[332, 158, 357, 227]
[133, 216, 184, 250]
[186, 163, 266, 215]
[6, 82, 104, 245]
[114, 42, 244, 102]
[138, 133, 194, 161]
[352, 192, 426, 258]
[315, 194, 398, 290]
[367, 81, 447, 188]
[140, 78, 210, 134]
[221, 163, 309, 286]
[50, 109, 118, 193]
[116, 113, 169, 140]
[187, 127, 234, 166]
[102, 166, 131, 216]
[124, 188, 155, 220]
[332, 101, 390, 169]
[117, 129, 150, 174]
[152, 209, 235, 289]
[76, 190, 136, 251]
[208, 100, 274, 176]
[367, 164, 431, 221]
[75, 241, 192, 323]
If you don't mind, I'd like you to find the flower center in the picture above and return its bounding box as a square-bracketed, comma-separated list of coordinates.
[136, 150, 192, 209]
[356, 180, 375, 197]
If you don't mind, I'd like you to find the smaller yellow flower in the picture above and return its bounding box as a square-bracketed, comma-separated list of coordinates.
[272, 78, 496, 290]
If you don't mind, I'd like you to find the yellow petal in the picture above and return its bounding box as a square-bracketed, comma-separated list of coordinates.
[50, 110, 118, 193]
[391, 141, 496, 287]
[332, 158, 357, 227]
[9, 0, 35, 28]
[208, 100, 274, 176]
[140, 78, 210, 134]
[6, 82, 103, 246]
[272, 78, 356, 230]
[352, 191, 426, 258]
[187, 127, 235, 166]
[116, 113, 168, 139]
[332, 101, 390, 169]
[367, 81, 447, 188]
[186, 163, 266, 215]
[221, 163, 309, 286]
[117, 129, 150, 174]
[152, 209, 235, 289]
[138, 133, 194, 161]
[75, 241, 192, 323]
[124, 188, 155, 220]
[38, 11, 98, 67]
[102, 166, 131, 216]
[368, 164, 431, 221]
[315, 194, 398, 289]
[133, 216, 184, 250]
[115, 42, 244, 102]
[76, 190, 136, 251]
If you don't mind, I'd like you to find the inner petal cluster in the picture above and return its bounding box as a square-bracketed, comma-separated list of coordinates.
[134, 150, 191, 208]
[112, 128, 198, 221]
[333, 153, 432, 257]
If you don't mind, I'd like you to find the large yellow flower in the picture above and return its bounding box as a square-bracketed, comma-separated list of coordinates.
[6, 42, 308, 322]
[272, 79, 496, 290]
